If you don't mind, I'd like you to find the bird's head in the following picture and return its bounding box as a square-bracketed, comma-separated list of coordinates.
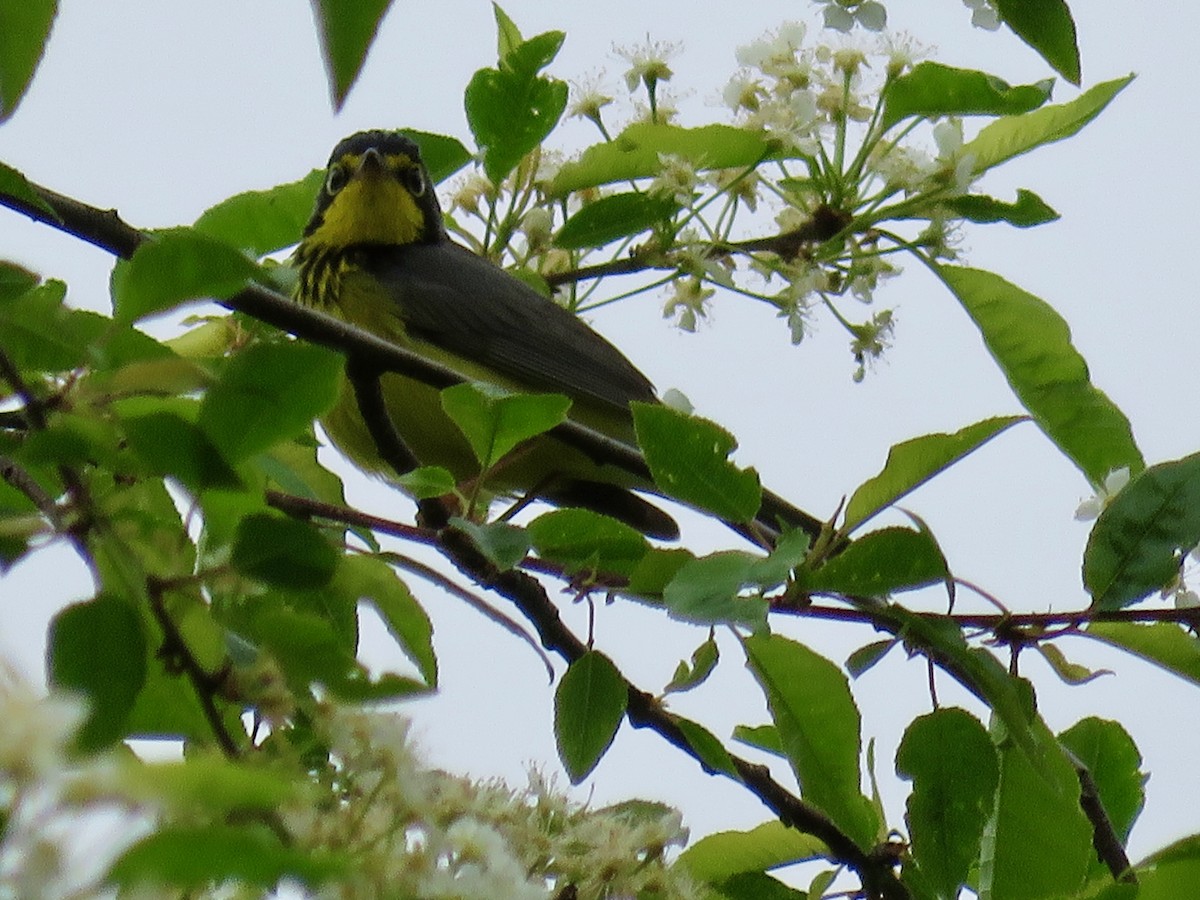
[302, 130, 445, 249]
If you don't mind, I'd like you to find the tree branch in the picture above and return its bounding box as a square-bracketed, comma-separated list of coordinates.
[436, 526, 908, 900]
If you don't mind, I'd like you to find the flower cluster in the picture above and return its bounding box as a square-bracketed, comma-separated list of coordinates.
[284, 708, 702, 900]
[0, 671, 151, 899]
[445, 14, 987, 379]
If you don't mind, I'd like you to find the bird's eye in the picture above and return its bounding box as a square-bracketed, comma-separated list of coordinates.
[325, 165, 348, 195]
[403, 166, 426, 197]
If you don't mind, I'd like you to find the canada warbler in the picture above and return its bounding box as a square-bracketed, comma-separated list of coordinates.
[294, 130, 687, 537]
[293, 130, 822, 542]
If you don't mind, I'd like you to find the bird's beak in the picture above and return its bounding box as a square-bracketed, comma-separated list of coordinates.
[354, 147, 387, 180]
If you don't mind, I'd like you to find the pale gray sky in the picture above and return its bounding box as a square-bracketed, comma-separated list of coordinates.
[1, 0, 1197, 872]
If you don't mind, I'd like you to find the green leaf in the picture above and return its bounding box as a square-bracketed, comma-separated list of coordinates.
[977, 716, 1093, 899]
[743, 634, 879, 850]
[120, 405, 243, 491]
[402, 129, 473, 185]
[231, 513, 338, 589]
[337, 554, 436, 686]
[845, 639, 897, 678]
[0, 0, 57, 121]
[936, 265, 1142, 486]
[942, 189, 1059, 228]
[441, 382, 571, 469]
[731, 723, 785, 759]
[1035, 643, 1109, 685]
[710, 872, 807, 900]
[528, 508, 649, 577]
[674, 716, 739, 778]
[0, 260, 39, 300]
[114, 228, 261, 322]
[107, 824, 343, 889]
[1083, 453, 1200, 609]
[311, 0, 393, 110]
[994, 0, 1081, 84]
[47, 595, 147, 752]
[664, 636, 719, 694]
[883, 62, 1053, 128]
[0, 161, 58, 220]
[465, 29, 567, 183]
[633, 403, 762, 524]
[198, 342, 342, 463]
[121, 756, 295, 813]
[194, 170, 324, 256]
[0, 279, 95, 372]
[395, 465, 457, 500]
[1060, 717, 1144, 881]
[798, 526, 948, 597]
[554, 650, 627, 783]
[551, 123, 777, 195]
[625, 546, 692, 598]
[450, 518, 531, 571]
[555, 192, 678, 250]
[964, 76, 1132, 176]
[1085, 622, 1200, 687]
[492, 3, 523, 58]
[896, 709, 999, 899]
[676, 820, 827, 884]
[1118, 837, 1200, 897]
[662, 552, 769, 631]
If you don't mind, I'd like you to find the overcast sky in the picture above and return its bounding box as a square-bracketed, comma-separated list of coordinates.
[2, 0, 1198, 872]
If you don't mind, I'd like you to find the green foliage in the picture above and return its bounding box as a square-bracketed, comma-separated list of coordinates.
[844, 416, 1022, 530]
[527, 508, 649, 577]
[676, 819, 828, 884]
[555, 191, 679, 249]
[48, 595, 147, 751]
[552, 123, 778, 195]
[466, 9, 568, 183]
[896, 709, 998, 899]
[797, 525, 948, 596]
[977, 717, 1095, 898]
[0, 0, 57, 120]
[441, 381, 571, 469]
[937, 265, 1143, 485]
[883, 62, 1054, 128]
[994, 0, 1081, 84]
[6, 3, 1200, 897]
[114, 228, 263, 321]
[554, 650, 627, 783]
[1083, 453, 1200, 608]
[633, 403, 762, 524]
[744, 634, 879, 850]
[108, 823, 345, 890]
[311, 0, 393, 109]
[964, 75, 1132, 176]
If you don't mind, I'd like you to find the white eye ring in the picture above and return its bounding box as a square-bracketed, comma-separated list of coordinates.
[325, 165, 348, 195]
[404, 167, 426, 197]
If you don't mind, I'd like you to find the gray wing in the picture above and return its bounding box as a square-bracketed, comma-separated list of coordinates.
[359, 242, 658, 413]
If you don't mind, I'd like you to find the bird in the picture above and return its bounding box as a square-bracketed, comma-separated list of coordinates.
[292, 129, 822, 544]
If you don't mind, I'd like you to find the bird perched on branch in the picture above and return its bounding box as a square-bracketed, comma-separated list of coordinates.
[293, 129, 821, 543]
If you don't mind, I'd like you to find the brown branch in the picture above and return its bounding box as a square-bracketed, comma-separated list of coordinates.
[774, 600, 1200, 631]
[1072, 755, 1135, 883]
[0, 453, 62, 527]
[435, 526, 908, 900]
[145, 576, 241, 757]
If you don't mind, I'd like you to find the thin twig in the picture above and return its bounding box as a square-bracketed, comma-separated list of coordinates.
[1070, 751, 1136, 883]
[384, 551, 555, 682]
[145, 576, 241, 758]
[0, 454, 62, 527]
